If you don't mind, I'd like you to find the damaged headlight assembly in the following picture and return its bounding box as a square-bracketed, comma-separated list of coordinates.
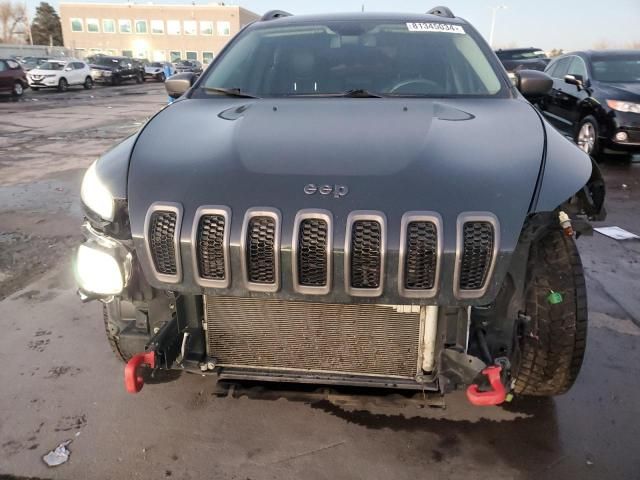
[81, 160, 115, 221]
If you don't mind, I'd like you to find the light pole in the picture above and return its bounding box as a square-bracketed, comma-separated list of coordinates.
[489, 5, 507, 48]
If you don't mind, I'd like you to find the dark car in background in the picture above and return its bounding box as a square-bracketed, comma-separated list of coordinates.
[496, 48, 550, 72]
[173, 59, 203, 75]
[538, 50, 640, 159]
[19, 56, 54, 72]
[90, 56, 145, 85]
[0, 58, 28, 96]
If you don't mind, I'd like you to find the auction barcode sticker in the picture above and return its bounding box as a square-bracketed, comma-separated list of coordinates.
[406, 23, 466, 34]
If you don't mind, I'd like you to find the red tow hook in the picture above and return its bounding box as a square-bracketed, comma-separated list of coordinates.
[124, 351, 156, 394]
[466, 365, 507, 406]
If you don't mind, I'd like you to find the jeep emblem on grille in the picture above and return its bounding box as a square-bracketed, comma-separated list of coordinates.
[304, 184, 349, 198]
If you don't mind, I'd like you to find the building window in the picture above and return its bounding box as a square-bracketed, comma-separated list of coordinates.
[122, 50, 133, 58]
[202, 51, 214, 64]
[103, 19, 115, 33]
[217, 21, 230, 36]
[150, 20, 164, 34]
[86, 18, 99, 33]
[135, 20, 147, 34]
[200, 21, 213, 35]
[119, 19, 132, 33]
[167, 20, 181, 35]
[186, 51, 198, 61]
[70, 18, 83, 32]
[170, 51, 181, 62]
[153, 50, 166, 61]
[183, 20, 196, 35]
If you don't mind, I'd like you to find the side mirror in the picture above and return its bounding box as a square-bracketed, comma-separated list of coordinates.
[65, 67, 72, 71]
[165, 72, 195, 99]
[515, 69, 553, 99]
[564, 74, 586, 90]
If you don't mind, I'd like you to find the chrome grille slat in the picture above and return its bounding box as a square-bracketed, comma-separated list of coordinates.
[241, 208, 281, 292]
[405, 221, 438, 290]
[149, 212, 177, 274]
[345, 211, 386, 297]
[298, 218, 328, 286]
[460, 221, 494, 290]
[246, 216, 276, 283]
[197, 214, 226, 280]
[204, 296, 421, 378]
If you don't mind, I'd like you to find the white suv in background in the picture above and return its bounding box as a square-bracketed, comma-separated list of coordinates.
[27, 59, 93, 92]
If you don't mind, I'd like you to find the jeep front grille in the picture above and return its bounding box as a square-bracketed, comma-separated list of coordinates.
[148, 211, 178, 276]
[204, 296, 421, 378]
[404, 221, 438, 290]
[196, 214, 226, 280]
[143, 204, 499, 300]
[459, 221, 495, 290]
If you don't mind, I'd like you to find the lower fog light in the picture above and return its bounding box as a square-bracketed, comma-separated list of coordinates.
[615, 131, 628, 142]
[75, 245, 124, 295]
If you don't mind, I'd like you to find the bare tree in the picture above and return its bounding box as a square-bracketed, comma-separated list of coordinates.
[0, 1, 28, 44]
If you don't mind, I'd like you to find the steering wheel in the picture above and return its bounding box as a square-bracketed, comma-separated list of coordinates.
[389, 78, 442, 94]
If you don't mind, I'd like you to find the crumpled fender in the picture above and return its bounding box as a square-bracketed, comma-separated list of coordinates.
[531, 120, 593, 213]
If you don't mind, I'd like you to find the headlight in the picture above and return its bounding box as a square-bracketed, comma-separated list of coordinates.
[74, 245, 124, 295]
[81, 160, 114, 221]
[607, 100, 640, 114]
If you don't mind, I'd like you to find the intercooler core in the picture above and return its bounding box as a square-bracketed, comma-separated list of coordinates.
[203, 297, 425, 379]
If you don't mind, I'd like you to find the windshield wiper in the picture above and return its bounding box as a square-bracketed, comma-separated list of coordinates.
[341, 89, 385, 98]
[204, 87, 260, 99]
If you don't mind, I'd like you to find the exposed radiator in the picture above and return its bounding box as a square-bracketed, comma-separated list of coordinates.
[204, 297, 423, 379]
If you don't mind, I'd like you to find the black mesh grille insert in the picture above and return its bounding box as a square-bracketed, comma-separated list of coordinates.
[350, 220, 382, 289]
[404, 221, 438, 290]
[196, 214, 226, 280]
[297, 218, 328, 287]
[149, 211, 178, 275]
[246, 216, 276, 284]
[460, 222, 494, 290]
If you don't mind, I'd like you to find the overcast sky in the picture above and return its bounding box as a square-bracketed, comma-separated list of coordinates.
[43, 0, 640, 51]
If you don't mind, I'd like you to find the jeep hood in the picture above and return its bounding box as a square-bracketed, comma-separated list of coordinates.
[129, 97, 545, 244]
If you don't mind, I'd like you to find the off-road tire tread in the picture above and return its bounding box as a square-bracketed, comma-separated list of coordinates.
[514, 229, 587, 396]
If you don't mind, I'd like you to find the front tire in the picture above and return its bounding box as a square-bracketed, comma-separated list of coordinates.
[135, 72, 143, 84]
[575, 115, 600, 158]
[57, 78, 68, 92]
[157, 73, 166, 82]
[84, 76, 93, 89]
[513, 229, 587, 396]
[12, 81, 24, 96]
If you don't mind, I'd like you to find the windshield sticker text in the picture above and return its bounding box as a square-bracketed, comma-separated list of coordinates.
[406, 23, 466, 34]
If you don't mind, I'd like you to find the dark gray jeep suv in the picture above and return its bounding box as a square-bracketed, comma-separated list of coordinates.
[75, 8, 604, 405]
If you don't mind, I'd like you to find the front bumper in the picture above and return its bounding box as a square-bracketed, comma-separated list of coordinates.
[602, 111, 640, 153]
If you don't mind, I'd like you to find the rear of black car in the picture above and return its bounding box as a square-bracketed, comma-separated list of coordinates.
[496, 48, 550, 72]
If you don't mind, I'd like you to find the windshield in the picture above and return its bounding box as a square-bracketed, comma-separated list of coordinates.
[39, 61, 65, 71]
[93, 57, 119, 67]
[200, 20, 504, 97]
[592, 55, 640, 83]
[497, 50, 547, 60]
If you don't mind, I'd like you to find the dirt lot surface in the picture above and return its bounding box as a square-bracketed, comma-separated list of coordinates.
[1, 85, 640, 480]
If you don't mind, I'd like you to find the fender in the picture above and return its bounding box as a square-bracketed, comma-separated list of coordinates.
[532, 121, 593, 213]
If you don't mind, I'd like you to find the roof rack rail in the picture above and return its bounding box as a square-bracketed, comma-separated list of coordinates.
[261, 10, 293, 21]
[427, 6, 455, 18]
